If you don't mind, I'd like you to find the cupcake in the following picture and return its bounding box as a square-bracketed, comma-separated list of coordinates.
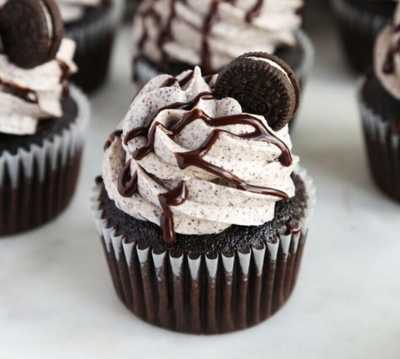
[0, 0, 90, 236]
[58, 0, 122, 94]
[332, 0, 396, 73]
[132, 0, 314, 92]
[359, 3, 400, 202]
[93, 52, 315, 334]
[124, 0, 140, 21]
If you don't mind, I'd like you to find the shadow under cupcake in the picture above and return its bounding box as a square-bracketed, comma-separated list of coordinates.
[93, 52, 315, 334]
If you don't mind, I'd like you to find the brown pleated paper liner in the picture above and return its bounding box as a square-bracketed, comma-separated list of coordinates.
[331, 0, 389, 73]
[66, 0, 123, 93]
[92, 169, 315, 334]
[359, 82, 400, 202]
[0, 87, 90, 236]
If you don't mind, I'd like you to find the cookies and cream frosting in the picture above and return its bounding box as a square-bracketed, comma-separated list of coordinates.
[102, 67, 299, 242]
[375, 2, 400, 99]
[0, 39, 77, 135]
[58, 0, 103, 22]
[133, 0, 304, 73]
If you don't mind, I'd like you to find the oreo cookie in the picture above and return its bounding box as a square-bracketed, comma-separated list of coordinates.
[214, 52, 300, 131]
[0, 0, 64, 69]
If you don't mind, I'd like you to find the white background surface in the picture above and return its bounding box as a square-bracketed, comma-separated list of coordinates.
[1, 6, 400, 359]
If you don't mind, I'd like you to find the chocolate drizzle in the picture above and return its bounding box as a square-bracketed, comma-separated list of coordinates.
[136, 0, 267, 74]
[116, 88, 293, 243]
[158, 181, 188, 243]
[245, 0, 264, 23]
[118, 159, 138, 197]
[104, 129, 123, 150]
[0, 78, 38, 104]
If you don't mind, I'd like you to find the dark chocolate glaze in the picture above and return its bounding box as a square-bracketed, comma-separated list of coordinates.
[245, 0, 263, 23]
[104, 129, 123, 150]
[118, 159, 138, 197]
[108, 86, 292, 243]
[158, 181, 188, 243]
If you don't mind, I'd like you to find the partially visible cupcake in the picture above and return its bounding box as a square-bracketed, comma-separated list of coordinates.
[0, 0, 90, 235]
[359, 3, 400, 202]
[132, 0, 314, 92]
[332, 0, 396, 73]
[124, 0, 140, 21]
[58, 0, 122, 93]
[93, 53, 315, 334]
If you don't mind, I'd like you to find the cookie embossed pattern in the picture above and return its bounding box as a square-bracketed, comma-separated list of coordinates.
[92, 53, 315, 334]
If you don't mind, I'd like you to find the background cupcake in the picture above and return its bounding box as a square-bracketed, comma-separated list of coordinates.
[359, 3, 400, 202]
[58, 0, 122, 94]
[93, 53, 315, 334]
[124, 0, 140, 21]
[0, 0, 90, 235]
[132, 0, 314, 91]
[332, 0, 396, 73]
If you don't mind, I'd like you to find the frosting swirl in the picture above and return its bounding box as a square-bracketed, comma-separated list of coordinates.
[58, 0, 103, 22]
[133, 0, 303, 74]
[102, 67, 298, 242]
[0, 39, 77, 135]
[375, 2, 400, 99]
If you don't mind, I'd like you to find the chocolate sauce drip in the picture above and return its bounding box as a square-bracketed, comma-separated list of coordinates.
[136, 0, 223, 74]
[118, 159, 139, 197]
[119, 88, 293, 243]
[158, 181, 188, 243]
[123, 92, 213, 148]
[245, 0, 264, 23]
[160, 70, 195, 88]
[104, 129, 123, 150]
[0, 78, 38, 104]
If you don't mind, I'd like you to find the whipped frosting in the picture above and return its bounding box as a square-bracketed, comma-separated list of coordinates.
[102, 67, 299, 241]
[0, 39, 77, 135]
[58, 0, 102, 22]
[375, 2, 400, 99]
[133, 0, 303, 73]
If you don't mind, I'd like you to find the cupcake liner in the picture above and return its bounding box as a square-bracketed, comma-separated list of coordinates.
[331, 0, 390, 73]
[65, 0, 123, 94]
[0, 86, 90, 236]
[91, 169, 315, 334]
[294, 30, 315, 89]
[358, 79, 400, 202]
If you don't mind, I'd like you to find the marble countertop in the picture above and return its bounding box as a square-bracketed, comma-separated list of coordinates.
[1, 9, 400, 359]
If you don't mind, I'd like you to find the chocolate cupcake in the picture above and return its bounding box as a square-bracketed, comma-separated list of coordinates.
[58, 0, 122, 94]
[93, 53, 315, 334]
[358, 4, 400, 202]
[124, 0, 141, 21]
[132, 0, 314, 109]
[332, 0, 396, 73]
[0, 0, 90, 236]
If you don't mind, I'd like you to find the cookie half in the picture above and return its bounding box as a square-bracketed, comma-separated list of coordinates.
[0, 0, 64, 69]
[214, 52, 300, 131]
